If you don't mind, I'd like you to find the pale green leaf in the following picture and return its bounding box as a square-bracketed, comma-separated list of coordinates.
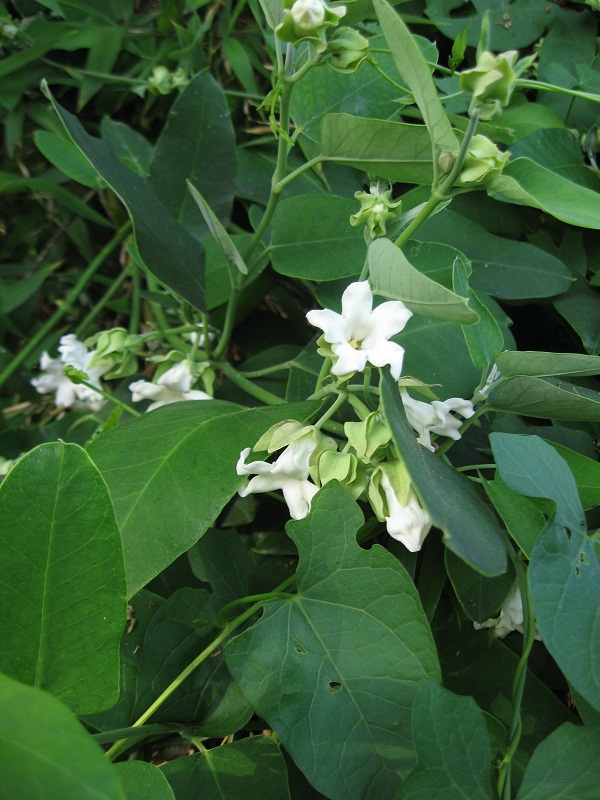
[496, 351, 600, 378]
[490, 376, 600, 421]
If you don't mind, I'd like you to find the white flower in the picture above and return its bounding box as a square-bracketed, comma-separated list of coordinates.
[129, 360, 211, 412]
[306, 281, 412, 380]
[380, 474, 432, 551]
[400, 389, 475, 451]
[31, 334, 107, 411]
[474, 363, 502, 401]
[474, 582, 542, 640]
[291, 0, 326, 30]
[236, 432, 320, 520]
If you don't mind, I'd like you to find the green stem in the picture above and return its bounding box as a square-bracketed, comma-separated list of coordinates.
[394, 112, 480, 250]
[346, 393, 373, 420]
[73, 377, 141, 417]
[517, 79, 600, 105]
[275, 156, 324, 192]
[211, 283, 241, 360]
[436, 404, 487, 456]
[129, 263, 142, 335]
[313, 357, 332, 395]
[106, 575, 296, 761]
[0, 223, 131, 390]
[367, 58, 411, 95]
[496, 551, 535, 799]
[145, 276, 186, 351]
[218, 575, 297, 623]
[240, 361, 292, 378]
[244, 46, 295, 265]
[93, 724, 178, 745]
[216, 361, 286, 405]
[75, 265, 131, 340]
[314, 391, 347, 431]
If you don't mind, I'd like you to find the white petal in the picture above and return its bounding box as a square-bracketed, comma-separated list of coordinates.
[381, 477, 431, 551]
[58, 334, 89, 369]
[281, 478, 319, 519]
[306, 308, 347, 344]
[363, 299, 412, 345]
[158, 361, 195, 393]
[331, 341, 369, 376]
[364, 340, 405, 380]
[340, 281, 374, 341]
[129, 380, 164, 403]
[182, 390, 212, 402]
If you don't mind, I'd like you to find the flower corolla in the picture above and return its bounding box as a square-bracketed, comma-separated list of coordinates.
[129, 360, 211, 412]
[380, 475, 432, 552]
[459, 50, 518, 119]
[31, 334, 108, 411]
[350, 184, 402, 238]
[474, 582, 542, 640]
[237, 429, 323, 520]
[400, 389, 475, 451]
[459, 134, 509, 183]
[306, 281, 412, 380]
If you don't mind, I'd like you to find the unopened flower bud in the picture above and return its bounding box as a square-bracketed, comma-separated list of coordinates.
[459, 134, 509, 183]
[276, 0, 345, 53]
[327, 27, 369, 73]
[350, 183, 401, 239]
[86, 327, 138, 380]
[459, 50, 518, 120]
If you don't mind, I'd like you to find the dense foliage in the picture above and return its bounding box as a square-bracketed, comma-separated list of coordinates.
[1, 0, 600, 798]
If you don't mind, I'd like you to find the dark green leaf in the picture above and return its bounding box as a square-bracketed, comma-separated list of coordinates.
[162, 736, 291, 800]
[0, 443, 126, 714]
[381, 372, 507, 576]
[188, 528, 251, 609]
[516, 723, 600, 800]
[0, 673, 125, 800]
[115, 762, 175, 800]
[148, 74, 236, 239]
[34, 130, 104, 188]
[133, 588, 252, 731]
[483, 477, 546, 558]
[490, 376, 600, 422]
[416, 209, 573, 299]
[397, 683, 494, 800]
[496, 351, 600, 378]
[452, 254, 503, 368]
[87, 401, 320, 596]
[271, 195, 365, 280]
[490, 433, 585, 533]
[529, 520, 600, 712]
[446, 550, 515, 622]
[44, 86, 206, 311]
[544, 441, 600, 510]
[101, 119, 153, 178]
[226, 484, 440, 800]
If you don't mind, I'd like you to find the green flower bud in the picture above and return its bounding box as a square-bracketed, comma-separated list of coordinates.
[344, 411, 391, 462]
[148, 66, 188, 95]
[350, 183, 402, 239]
[459, 50, 518, 120]
[459, 134, 509, 183]
[276, 0, 346, 54]
[327, 27, 369, 74]
[86, 327, 138, 380]
[315, 449, 366, 499]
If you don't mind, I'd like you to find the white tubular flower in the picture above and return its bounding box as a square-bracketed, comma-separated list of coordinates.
[306, 281, 412, 380]
[474, 582, 542, 640]
[129, 360, 211, 412]
[380, 474, 432, 552]
[400, 389, 475, 451]
[474, 363, 502, 401]
[237, 431, 320, 520]
[31, 334, 107, 411]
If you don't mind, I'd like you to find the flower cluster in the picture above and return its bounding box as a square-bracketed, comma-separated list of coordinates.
[237, 281, 476, 552]
[31, 334, 109, 411]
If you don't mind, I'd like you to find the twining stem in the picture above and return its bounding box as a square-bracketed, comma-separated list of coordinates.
[393, 111, 480, 251]
[314, 391, 348, 431]
[211, 281, 241, 360]
[145, 276, 186, 352]
[218, 574, 297, 624]
[496, 550, 536, 799]
[105, 575, 297, 761]
[75, 265, 131, 339]
[0, 223, 131, 390]
[517, 79, 600, 105]
[129, 262, 142, 335]
[240, 361, 292, 378]
[216, 360, 287, 405]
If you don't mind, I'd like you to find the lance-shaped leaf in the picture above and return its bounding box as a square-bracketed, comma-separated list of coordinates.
[495, 350, 600, 378]
[225, 483, 441, 800]
[87, 400, 320, 597]
[373, 0, 458, 153]
[0, 673, 125, 800]
[43, 83, 205, 311]
[0, 443, 126, 714]
[369, 237, 478, 324]
[489, 376, 600, 421]
[397, 683, 495, 800]
[529, 520, 600, 713]
[515, 723, 600, 800]
[148, 73, 236, 240]
[320, 114, 434, 185]
[381, 371, 506, 576]
[489, 157, 600, 230]
[187, 181, 248, 276]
